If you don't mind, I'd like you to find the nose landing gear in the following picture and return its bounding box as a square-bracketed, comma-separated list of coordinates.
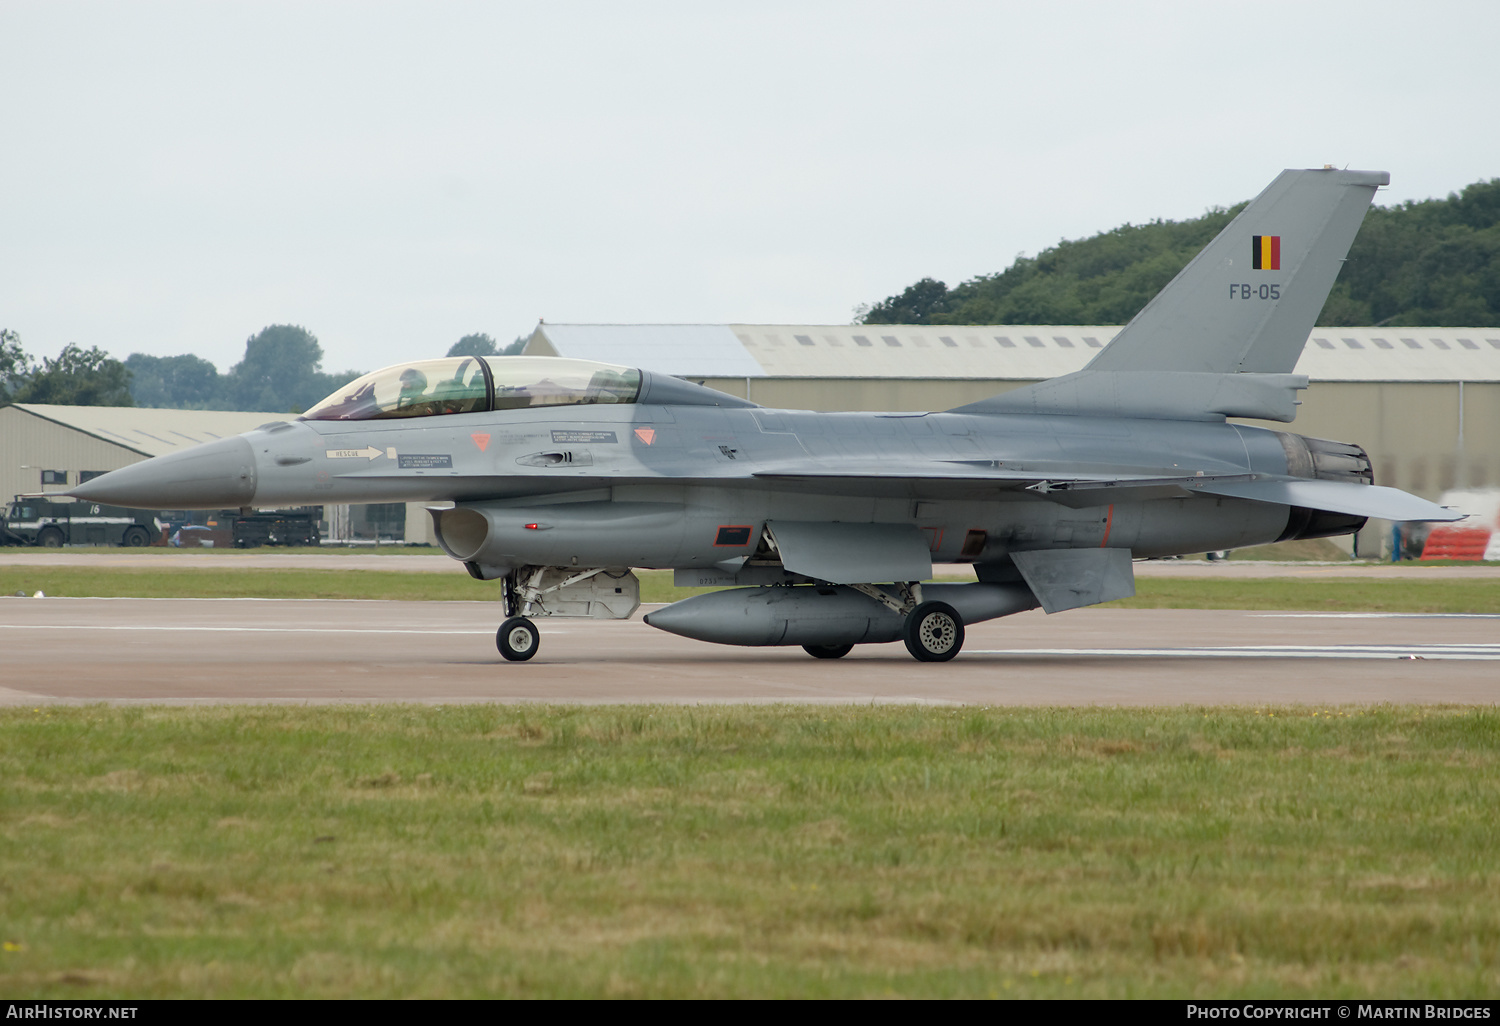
[497, 617, 540, 661]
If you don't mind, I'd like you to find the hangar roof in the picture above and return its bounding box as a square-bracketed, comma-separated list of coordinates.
[10, 404, 282, 457]
[525, 324, 764, 378]
[528, 324, 1500, 382]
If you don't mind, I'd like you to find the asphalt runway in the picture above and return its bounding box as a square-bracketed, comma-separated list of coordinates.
[4, 549, 1500, 579]
[2, 596, 1496, 707]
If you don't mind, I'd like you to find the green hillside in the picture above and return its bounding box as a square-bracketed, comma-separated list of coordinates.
[862, 178, 1500, 328]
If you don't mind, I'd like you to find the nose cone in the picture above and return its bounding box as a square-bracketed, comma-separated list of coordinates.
[69, 436, 258, 509]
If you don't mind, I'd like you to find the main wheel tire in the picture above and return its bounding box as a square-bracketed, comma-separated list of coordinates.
[38, 528, 64, 549]
[123, 526, 151, 547]
[497, 617, 540, 662]
[803, 643, 854, 660]
[902, 601, 964, 662]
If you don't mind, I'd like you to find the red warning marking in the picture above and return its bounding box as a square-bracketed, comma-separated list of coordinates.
[1100, 503, 1115, 547]
[471, 433, 490, 452]
[634, 427, 656, 445]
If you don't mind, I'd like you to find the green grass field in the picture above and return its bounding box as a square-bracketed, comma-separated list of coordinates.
[3, 559, 1496, 997]
[3, 564, 1499, 613]
[1, 705, 1496, 998]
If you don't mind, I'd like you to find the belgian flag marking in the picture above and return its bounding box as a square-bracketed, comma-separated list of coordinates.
[1252, 235, 1281, 270]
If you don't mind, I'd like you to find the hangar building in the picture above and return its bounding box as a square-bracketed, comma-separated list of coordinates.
[0, 403, 433, 544]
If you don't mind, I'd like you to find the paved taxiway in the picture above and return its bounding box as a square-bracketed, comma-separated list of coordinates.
[2, 596, 1495, 706]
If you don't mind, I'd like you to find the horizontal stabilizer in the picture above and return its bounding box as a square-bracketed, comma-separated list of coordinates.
[765, 520, 932, 584]
[1192, 479, 1464, 522]
[1011, 548, 1135, 614]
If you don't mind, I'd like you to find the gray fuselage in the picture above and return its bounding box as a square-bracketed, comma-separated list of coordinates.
[234, 398, 1297, 571]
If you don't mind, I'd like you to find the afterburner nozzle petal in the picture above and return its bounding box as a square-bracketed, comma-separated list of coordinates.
[66, 436, 258, 509]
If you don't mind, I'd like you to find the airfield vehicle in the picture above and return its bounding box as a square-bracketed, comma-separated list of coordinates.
[152, 507, 323, 548]
[66, 169, 1462, 662]
[229, 508, 322, 548]
[2, 496, 161, 548]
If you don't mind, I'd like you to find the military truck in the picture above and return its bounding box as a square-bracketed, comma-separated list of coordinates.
[2, 496, 161, 547]
[229, 508, 321, 548]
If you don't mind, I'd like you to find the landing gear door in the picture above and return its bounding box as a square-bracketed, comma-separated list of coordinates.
[764, 521, 932, 585]
[1009, 548, 1135, 614]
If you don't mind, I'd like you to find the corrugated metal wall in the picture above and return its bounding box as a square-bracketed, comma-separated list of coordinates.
[0, 407, 144, 505]
[2, 406, 440, 546]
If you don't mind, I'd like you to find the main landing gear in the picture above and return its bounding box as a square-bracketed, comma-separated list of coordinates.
[902, 601, 964, 662]
[802, 585, 968, 662]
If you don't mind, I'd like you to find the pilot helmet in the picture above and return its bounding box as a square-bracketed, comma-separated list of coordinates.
[398, 368, 428, 391]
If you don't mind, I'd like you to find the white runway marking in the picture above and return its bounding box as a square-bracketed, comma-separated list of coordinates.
[0, 624, 494, 636]
[970, 645, 1500, 661]
[1255, 612, 1500, 620]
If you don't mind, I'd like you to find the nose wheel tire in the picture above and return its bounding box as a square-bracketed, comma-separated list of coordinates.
[803, 643, 854, 659]
[902, 601, 964, 662]
[497, 617, 540, 662]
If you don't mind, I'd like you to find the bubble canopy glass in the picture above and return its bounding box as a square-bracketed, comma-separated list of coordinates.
[301, 357, 642, 421]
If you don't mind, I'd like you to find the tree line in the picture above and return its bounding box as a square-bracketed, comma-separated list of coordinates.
[0, 327, 526, 411]
[860, 177, 1500, 328]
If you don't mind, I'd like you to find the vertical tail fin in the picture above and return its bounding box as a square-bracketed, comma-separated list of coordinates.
[1085, 168, 1387, 374]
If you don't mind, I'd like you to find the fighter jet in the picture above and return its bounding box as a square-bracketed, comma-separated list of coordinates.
[69, 168, 1461, 662]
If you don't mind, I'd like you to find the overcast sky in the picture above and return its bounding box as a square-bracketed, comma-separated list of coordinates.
[3, 0, 1498, 375]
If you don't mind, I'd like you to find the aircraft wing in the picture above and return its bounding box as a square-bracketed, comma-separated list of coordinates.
[753, 462, 1041, 484]
[754, 463, 1462, 523]
[750, 462, 1259, 502]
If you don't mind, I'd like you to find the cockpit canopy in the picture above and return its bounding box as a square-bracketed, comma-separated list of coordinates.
[301, 357, 643, 421]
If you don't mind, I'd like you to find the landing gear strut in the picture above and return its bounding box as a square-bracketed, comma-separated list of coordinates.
[496, 572, 540, 662]
[846, 582, 967, 662]
[903, 601, 964, 662]
[497, 617, 540, 661]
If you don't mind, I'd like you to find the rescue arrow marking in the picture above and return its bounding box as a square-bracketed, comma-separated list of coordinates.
[325, 447, 384, 461]
[471, 433, 490, 452]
